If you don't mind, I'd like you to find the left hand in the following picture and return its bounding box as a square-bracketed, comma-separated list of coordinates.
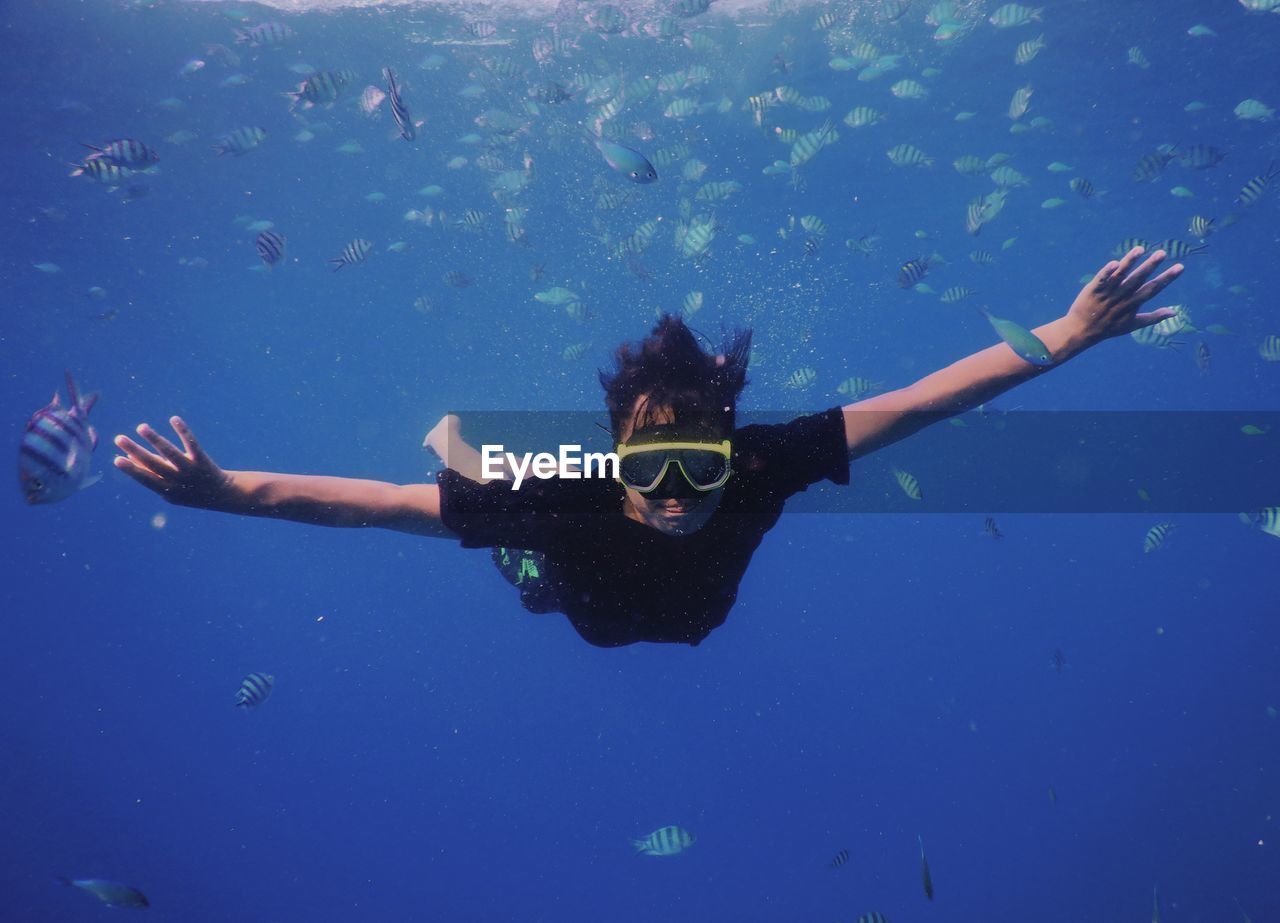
[1067, 247, 1183, 345]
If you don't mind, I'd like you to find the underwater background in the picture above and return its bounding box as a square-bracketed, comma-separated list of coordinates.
[1, 0, 1278, 919]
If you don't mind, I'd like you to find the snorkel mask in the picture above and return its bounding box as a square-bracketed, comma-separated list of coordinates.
[615, 425, 732, 498]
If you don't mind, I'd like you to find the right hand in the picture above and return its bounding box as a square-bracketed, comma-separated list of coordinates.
[113, 416, 235, 509]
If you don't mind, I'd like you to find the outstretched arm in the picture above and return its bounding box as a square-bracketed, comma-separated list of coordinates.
[842, 247, 1183, 460]
[114, 417, 454, 538]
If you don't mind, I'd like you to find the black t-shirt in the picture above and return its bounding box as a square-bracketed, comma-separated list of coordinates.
[437, 407, 850, 647]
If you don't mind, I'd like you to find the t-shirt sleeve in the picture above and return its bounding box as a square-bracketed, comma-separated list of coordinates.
[437, 468, 599, 550]
[732, 406, 850, 498]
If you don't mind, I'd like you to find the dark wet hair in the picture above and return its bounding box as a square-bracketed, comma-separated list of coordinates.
[600, 313, 752, 440]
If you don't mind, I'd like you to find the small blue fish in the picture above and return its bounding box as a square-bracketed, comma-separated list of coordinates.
[592, 136, 657, 183]
[981, 308, 1054, 366]
[57, 877, 150, 909]
[19, 372, 100, 505]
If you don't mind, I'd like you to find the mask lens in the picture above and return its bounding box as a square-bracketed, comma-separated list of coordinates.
[672, 449, 728, 488]
[619, 451, 670, 491]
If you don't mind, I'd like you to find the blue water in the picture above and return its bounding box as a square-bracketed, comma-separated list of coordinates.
[2, 0, 1278, 919]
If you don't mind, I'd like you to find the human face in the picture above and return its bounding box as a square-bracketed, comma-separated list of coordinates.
[616, 400, 727, 536]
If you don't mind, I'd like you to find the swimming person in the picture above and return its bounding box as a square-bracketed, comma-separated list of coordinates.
[114, 248, 1181, 647]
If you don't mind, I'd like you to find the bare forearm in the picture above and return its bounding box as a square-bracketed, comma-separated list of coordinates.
[845, 315, 1096, 459]
[218, 471, 451, 537]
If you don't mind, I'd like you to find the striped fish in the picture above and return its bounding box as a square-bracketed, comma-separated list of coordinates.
[235, 21, 293, 45]
[789, 120, 834, 167]
[82, 138, 158, 165]
[1130, 326, 1182, 349]
[454, 209, 487, 232]
[68, 158, 133, 185]
[329, 238, 373, 270]
[1252, 508, 1280, 538]
[235, 671, 274, 708]
[1143, 522, 1175, 553]
[682, 291, 704, 315]
[1152, 238, 1206, 259]
[970, 249, 996, 266]
[893, 468, 922, 500]
[985, 517, 1003, 539]
[990, 165, 1029, 187]
[799, 214, 827, 236]
[382, 67, 416, 142]
[989, 3, 1043, 27]
[1008, 84, 1033, 120]
[1235, 162, 1279, 206]
[679, 215, 715, 259]
[837, 377, 882, 399]
[887, 144, 932, 167]
[19, 372, 100, 505]
[857, 914, 889, 923]
[1188, 216, 1215, 239]
[213, 126, 266, 156]
[843, 106, 884, 128]
[561, 342, 589, 361]
[663, 97, 699, 119]
[1131, 150, 1173, 182]
[940, 286, 976, 304]
[785, 367, 817, 389]
[1069, 177, 1096, 198]
[829, 848, 850, 869]
[255, 230, 286, 269]
[966, 198, 994, 235]
[891, 79, 928, 100]
[1112, 237, 1149, 257]
[695, 180, 743, 202]
[288, 69, 354, 109]
[1014, 34, 1046, 64]
[632, 825, 694, 856]
[898, 258, 930, 288]
[1178, 144, 1225, 170]
[1260, 335, 1280, 361]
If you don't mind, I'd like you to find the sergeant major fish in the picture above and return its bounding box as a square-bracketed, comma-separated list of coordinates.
[329, 238, 373, 270]
[633, 825, 694, 856]
[255, 230, 286, 269]
[383, 67, 416, 141]
[235, 21, 294, 45]
[20, 372, 100, 505]
[235, 671, 274, 708]
[81, 138, 159, 166]
[213, 126, 266, 155]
